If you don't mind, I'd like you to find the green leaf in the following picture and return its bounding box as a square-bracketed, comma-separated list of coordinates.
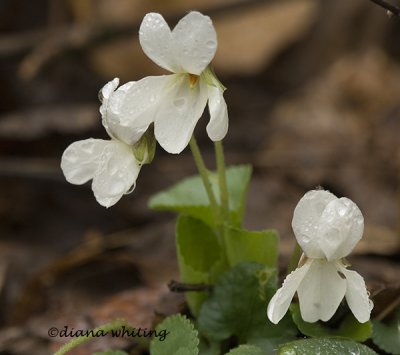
[150, 314, 199, 355]
[225, 345, 264, 355]
[198, 262, 297, 353]
[246, 313, 298, 354]
[93, 351, 128, 355]
[278, 337, 378, 355]
[291, 304, 372, 341]
[198, 337, 220, 355]
[372, 309, 400, 355]
[149, 165, 252, 227]
[176, 215, 226, 315]
[224, 226, 278, 268]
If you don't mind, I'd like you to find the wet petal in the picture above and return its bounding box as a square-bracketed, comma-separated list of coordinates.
[105, 75, 169, 145]
[267, 260, 312, 324]
[154, 74, 208, 154]
[99, 77, 119, 115]
[171, 11, 217, 75]
[206, 84, 228, 141]
[61, 139, 109, 185]
[139, 13, 176, 72]
[340, 266, 373, 323]
[297, 259, 346, 322]
[292, 190, 337, 258]
[318, 198, 364, 260]
[92, 141, 140, 208]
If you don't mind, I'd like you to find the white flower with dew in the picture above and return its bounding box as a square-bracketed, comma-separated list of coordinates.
[110, 11, 228, 154]
[267, 189, 373, 324]
[61, 78, 148, 208]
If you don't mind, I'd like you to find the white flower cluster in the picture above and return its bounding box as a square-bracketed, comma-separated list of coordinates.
[61, 12, 228, 207]
[267, 190, 373, 324]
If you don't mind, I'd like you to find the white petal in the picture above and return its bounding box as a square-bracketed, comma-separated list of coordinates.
[339, 266, 373, 323]
[139, 13, 176, 72]
[171, 11, 217, 75]
[206, 84, 228, 141]
[99, 78, 120, 116]
[267, 260, 312, 324]
[318, 198, 364, 260]
[292, 190, 337, 258]
[61, 139, 109, 185]
[154, 74, 208, 154]
[105, 76, 169, 145]
[92, 140, 140, 208]
[297, 260, 346, 322]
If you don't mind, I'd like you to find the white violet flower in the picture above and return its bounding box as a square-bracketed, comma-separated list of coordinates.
[267, 189, 373, 324]
[108, 11, 228, 154]
[61, 78, 152, 208]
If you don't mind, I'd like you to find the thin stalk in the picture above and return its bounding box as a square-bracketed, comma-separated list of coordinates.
[189, 136, 220, 223]
[214, 140, 230, 223]
[287, 242, 302, 274]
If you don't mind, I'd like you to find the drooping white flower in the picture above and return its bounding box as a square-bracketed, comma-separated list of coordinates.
[61, 78, 150, 208]
[267, 190, 373, 324]
[111, 11, 228, 154]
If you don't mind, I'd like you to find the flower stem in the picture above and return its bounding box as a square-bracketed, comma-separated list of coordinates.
[214, 140, 230, 223]
[287, 242, 302, 274]
[189, 136, 220, 222]
[54, 319, 133, 355]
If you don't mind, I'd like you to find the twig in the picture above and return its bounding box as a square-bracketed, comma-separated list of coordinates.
[168, 280, 213, 293]
[368, 0, 400, 16]
[376, 295, 400, 321]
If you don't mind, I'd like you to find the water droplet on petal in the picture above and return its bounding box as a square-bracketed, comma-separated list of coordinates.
[109, 180, 125, 195]
[206, 40, 216, 49]
[173, 97, 186, 108]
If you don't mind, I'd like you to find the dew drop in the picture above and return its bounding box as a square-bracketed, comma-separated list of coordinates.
[206, 40, 216, 49]
[173, 97, 186, 108]
[109, 180, 125, 195]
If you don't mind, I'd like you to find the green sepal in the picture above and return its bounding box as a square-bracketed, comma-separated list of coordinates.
[133, 125, 156, 164]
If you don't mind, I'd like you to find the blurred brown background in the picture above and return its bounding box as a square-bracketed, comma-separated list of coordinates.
[0, 0, 399, 354]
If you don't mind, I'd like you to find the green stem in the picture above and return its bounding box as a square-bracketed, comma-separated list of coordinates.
[214, 140, 230, 223]
[189, 136, 220, 223]
[54, 319, 133, 355]
[287, 242, 302, 275]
